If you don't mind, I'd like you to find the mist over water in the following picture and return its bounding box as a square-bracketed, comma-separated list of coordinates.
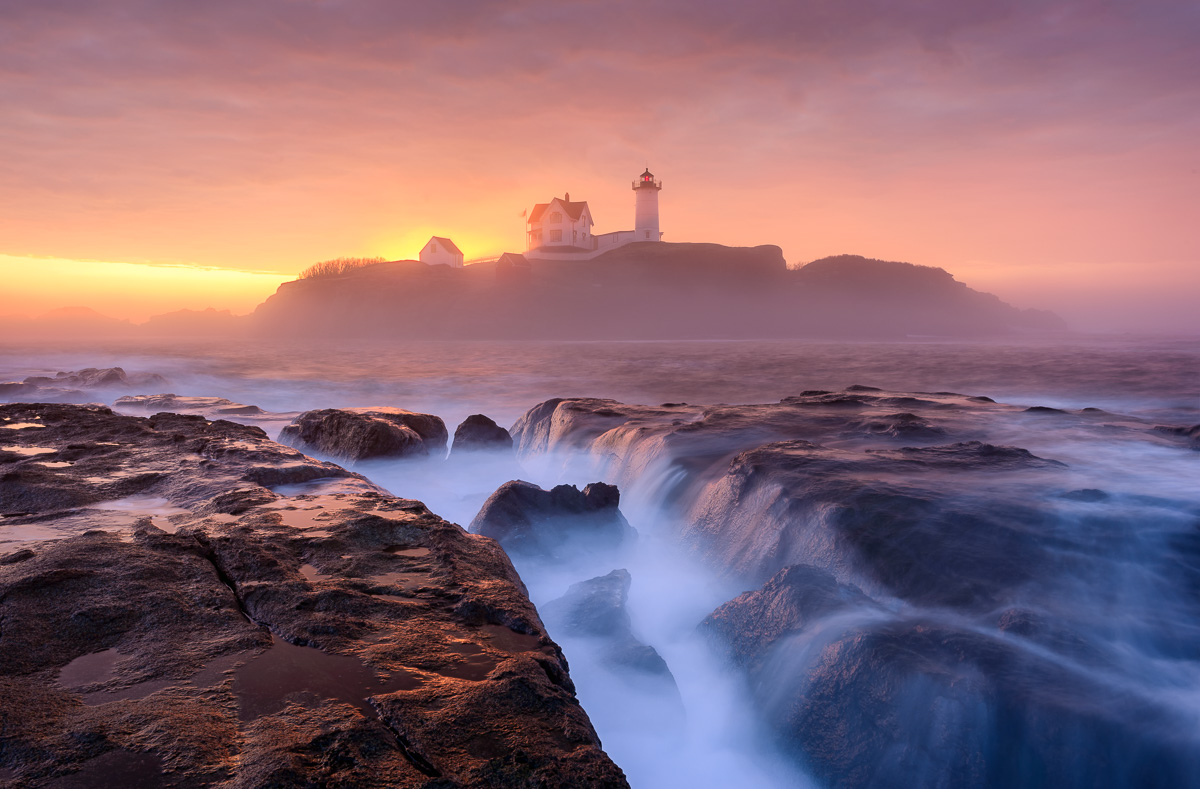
[2, 336, 1198, 787]
[2, 335, 1196, 425]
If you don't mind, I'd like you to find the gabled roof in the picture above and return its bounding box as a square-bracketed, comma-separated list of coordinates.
[528, 198, 590, 224]
[497, 252, 530, 266]
[427, 236, 462, 255]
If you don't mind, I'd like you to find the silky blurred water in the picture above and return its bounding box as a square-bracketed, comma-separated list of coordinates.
[2, 335, 1197, 788]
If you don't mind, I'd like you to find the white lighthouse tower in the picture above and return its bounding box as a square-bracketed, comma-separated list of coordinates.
[633, 168, 662, 241]
[523, 168, 664, 260]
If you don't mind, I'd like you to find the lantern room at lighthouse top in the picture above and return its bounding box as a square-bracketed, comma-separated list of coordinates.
[634, 168, 662, 191]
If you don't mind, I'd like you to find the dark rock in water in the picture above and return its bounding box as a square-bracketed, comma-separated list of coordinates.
[544, 569, 634, 639]
[510, 392, 1074, 603]
[0, 381, 40, 398]
[864, 440, 1068, 470]
[113, 395, 300, 436]
[279, 407, 448, 462]
[512, 391, 1200, 788]
[700, 564, 874, 672]
[775, 618, 1197, 789]
[704, 570, 1200, 789]
[1154, 423, 1200, 450]
[994, 607, 1099, 658]
[451, 414, 513, 454]
[26, 367, 168, 390]
[116, 393, 264, 416]
[542, 570, 675, 681]
[842, 411, 947, 440]
[470, 480, 634, 559]
[681, 439, 1063, 605]
[0, 403, 628, 787]
[1, 367, 168, 404]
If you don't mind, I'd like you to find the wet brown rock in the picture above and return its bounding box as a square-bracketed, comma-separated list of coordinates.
[0, 403, 628, 788]
[279, 407, 449, 462]
[0, 404, 356, 519]
[450, 414, 512, 455]
[0, 367, 168, 404]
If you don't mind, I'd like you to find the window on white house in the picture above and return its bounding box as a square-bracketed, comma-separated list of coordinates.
[551, 230, 562, 242]
[431, 243, 438, 251]
[550, 212, 562, 222]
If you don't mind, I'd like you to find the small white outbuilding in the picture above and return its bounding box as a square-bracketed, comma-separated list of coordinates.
[419, 236, 464, 268]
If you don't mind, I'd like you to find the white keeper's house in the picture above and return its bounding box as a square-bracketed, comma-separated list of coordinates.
[414, 168, 664, 267]
[524, 168, 663, 261]
[419, 236, 464, 268]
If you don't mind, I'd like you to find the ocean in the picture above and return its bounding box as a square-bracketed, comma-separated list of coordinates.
[2, 335, 1196, 427]
[2, 334, 1198, 788]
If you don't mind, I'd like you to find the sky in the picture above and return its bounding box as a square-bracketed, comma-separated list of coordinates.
[0, 0, 1197, 330]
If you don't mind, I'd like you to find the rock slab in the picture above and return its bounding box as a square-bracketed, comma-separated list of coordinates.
[451, 414, 513, 454]
[279, 407, 448, 462]
[0, 403, 628, 788]
[469, 481, 633, 559]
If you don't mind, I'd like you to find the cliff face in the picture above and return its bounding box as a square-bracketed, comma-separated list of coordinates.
[792, 254, 1067, 335]
[249, 244, 1064, 340]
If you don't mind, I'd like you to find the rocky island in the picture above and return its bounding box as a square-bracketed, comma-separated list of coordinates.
[0, 246, 1065, 341]
[251, 245, 1063, 340]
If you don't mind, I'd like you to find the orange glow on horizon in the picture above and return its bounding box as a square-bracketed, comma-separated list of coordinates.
[0, 2, 1196, 332]
[0, 255, 291, 323]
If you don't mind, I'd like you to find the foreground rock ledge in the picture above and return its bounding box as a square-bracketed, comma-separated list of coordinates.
[0, 403, 628, 788]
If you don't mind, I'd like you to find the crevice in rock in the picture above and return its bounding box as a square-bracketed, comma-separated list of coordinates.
[378, 717, 442, 777]
[191, 532, 441, 779]
[192, 534, 262, 628]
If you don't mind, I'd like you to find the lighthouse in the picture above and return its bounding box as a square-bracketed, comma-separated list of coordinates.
[523, 168, 664, 260]
[633, 168, 662, 241]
